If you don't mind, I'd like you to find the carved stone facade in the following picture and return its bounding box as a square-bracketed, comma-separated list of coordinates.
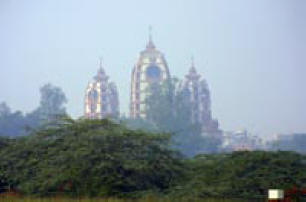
[130, 35, 170, 119]
[84, 61, 119, 119]
[84, 31, 221, 137]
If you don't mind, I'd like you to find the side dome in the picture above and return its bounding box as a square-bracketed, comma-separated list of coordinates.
[84, 59, 119, 119]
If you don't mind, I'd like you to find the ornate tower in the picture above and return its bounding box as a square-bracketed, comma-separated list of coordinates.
[130, 29, 170, 119]
[84, 59, 119, 119]
[181, 59, 221, 136]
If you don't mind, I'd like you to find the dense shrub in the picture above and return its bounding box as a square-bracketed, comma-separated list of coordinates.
[0, 118, 185, 197]
[1, 119, 306, 199]
[171, 151, 306, 198]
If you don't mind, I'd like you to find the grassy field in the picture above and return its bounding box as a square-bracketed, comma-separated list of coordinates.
[0, 196, 265, 202]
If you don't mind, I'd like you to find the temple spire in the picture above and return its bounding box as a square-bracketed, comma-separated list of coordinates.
[191, 56, 195, 67]
[190, 56, 197, 73]
[146, 25, 155, 49]
[99, 57, 103, 68]
[149, 25, 152, 43]
[186, 56, 200, 80]
[98, 57, 105, 73]
[95, 57, 108, 81]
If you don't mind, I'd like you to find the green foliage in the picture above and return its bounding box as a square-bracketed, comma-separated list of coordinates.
[0, 102, 27, 136]
[0, 196, 264, 202]
[1, 118, 306, 199]
[27, 83, 68, 125]
[0, 118, 185, 197]
[171, 151, 306, 198]
[0, 83, 67, 137]
[120, 117, 157, 133]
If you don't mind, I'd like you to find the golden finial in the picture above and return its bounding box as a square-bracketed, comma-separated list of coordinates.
[149, 25, 152, 42]
[191, 55, 195, 67]
[189, 55, 197, 74]
[146, 25, 155, 49]
[99, 56, 103, 68]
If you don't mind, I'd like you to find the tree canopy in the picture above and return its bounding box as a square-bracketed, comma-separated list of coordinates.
[0, 118, 185, 197]
[0, 83, 67, 137]
[0, 118, 306, 199]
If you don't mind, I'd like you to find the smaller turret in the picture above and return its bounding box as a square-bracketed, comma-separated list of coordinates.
[181, 58, 222, 137]
[84, 58, 120, 119]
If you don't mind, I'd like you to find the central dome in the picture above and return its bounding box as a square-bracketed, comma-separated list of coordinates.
[146, 65, 161, 81]
[130, 31, 171, 119]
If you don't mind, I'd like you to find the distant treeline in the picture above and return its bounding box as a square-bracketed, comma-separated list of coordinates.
[1, 81, 306, 156]
[269, 133, 306, 154]
[0, 118, 306, 199]
[0, 83, 67, 137]
[0, 80, 222, 156]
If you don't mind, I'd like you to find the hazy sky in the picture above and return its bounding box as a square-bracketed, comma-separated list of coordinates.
[1, 0, 305, 139]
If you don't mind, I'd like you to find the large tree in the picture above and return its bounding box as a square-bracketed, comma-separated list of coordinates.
[0, 83, 68, 137]
[25, 83, 68, 128]
[0, 102, 26, 136]
[0, 102, 11, 116]
[0, 118, 185, 197]
[35, 83, 67, 120]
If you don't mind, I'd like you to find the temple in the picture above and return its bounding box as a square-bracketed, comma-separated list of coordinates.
[130, 28, 170, 119]
[84, 59, 119, 119]
[180, 58, 222, 136]
[84, 29, 221, 138]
